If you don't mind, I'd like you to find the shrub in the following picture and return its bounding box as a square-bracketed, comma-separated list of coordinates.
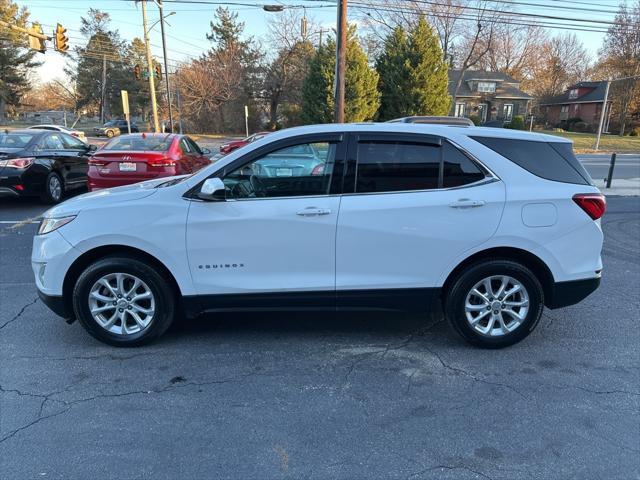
[505, 115, 525, 130]
[630, 127, 640, 137]
[572, 121, 591, 133]
[468, 115, 481, 126]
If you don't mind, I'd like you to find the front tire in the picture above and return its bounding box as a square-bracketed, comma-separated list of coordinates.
[41, 172, 64, 204]
[106, 129, 115, 138]
[72, 256, 176, 347]
[444, 259, 544, 348]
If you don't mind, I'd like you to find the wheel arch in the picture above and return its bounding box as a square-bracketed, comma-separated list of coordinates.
[441, 246, 555, 305]
[62, 244, 182, 317]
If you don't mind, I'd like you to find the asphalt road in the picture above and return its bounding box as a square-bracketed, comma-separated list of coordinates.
[1, 196, 638, 479]
[577, 154, 640, 182]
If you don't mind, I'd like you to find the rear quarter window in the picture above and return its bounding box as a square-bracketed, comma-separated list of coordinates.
[470, 136, 592, 185]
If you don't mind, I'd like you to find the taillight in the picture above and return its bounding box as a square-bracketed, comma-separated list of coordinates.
[311, 164, 325, 176]
[0, 157, 35, 169]
[89, 158, 108, 167]
[148, 158, 176, 167]
[573, 193, 606, 220]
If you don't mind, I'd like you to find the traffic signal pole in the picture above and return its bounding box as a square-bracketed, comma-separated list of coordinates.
[157, 0, 174, 132]
[333, 0, 347, 123]
[141, 0, 160, 133]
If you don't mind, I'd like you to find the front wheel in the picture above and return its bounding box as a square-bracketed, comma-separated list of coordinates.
[72, 256, 176, 347]
[444, 259, 544, 348]
[106, 129, 115, 138]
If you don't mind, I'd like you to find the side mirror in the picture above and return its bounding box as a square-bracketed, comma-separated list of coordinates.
[197, 177, 226, 202]
[201, 147, 211, 155]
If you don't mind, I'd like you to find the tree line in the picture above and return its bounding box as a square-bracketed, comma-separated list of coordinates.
[1, 0, 638, 135]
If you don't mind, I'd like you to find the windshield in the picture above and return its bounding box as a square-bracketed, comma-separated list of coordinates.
[103, 135, 173, 152]
[104, 121, 117, 127]
[0, 132, 35, 149]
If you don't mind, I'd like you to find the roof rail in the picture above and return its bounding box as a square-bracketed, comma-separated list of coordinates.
[387, 116, 474, 126]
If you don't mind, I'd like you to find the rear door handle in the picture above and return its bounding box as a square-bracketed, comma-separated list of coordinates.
[296, 207, 331, 216]
[449, 199, 486, 209]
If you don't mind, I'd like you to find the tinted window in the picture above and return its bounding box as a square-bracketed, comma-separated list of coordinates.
[471, 136, 589, 185]
[179, 138, 191, 153]
[224, 141, 335, 199]
[186, 137, 202, 154]
[356, 141, 439, 193]
[443, 142, 486, 187]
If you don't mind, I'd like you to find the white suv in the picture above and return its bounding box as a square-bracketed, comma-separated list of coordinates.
[32, 123, 605, 348]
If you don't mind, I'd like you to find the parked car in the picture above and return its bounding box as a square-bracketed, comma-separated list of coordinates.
[220, 131, 270, 154]
[33, 123, 604, 348]
[27, 124, 88, 142]
[87, 133, 211, 191]
[94, 120, 139, 138]
[0, 129, 95, 204]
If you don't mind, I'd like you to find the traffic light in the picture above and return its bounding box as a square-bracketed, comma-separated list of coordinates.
[27, 23, 46, 53]
[155, 64, 162, 81]
[134, 64, 141, 80]
[54, 23, 68, 53]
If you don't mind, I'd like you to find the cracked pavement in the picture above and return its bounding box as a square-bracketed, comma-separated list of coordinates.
[1, 197, 639, 479]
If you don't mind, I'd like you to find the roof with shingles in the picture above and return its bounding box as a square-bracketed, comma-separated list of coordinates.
[539, 81, 609, 105]
[448, 70, 532, 99]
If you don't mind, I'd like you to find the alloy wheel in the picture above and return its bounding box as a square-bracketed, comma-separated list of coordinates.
[88, 272, 155, 335]
[464, 275, 529, 336]
[49, 176, 62, 201]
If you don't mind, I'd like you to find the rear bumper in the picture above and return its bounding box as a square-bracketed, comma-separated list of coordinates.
[37, 289, 73, 319]
[88, 171, 176, 190]
[546, 276, 601, 309]
[0, 186, 21, 197]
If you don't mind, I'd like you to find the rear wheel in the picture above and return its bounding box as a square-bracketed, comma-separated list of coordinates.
[72, 256, 176, 347]
[444, 259, 544, 348]
[106, 129, 115, 138]
[40, 172, 64, 204]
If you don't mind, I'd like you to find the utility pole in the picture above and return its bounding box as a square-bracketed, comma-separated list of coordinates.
[141, 0, 160, 133]
[156, 0, 174, 132]
[594, 79, 610, 152]
[101, 54, 107, 124]
[333, 0, 347, 123]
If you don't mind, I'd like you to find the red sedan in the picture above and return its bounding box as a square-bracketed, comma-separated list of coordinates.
[88, 133, 211, 191]
[219, 131, 270, 155]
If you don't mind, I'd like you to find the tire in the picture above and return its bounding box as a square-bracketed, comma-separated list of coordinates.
[106, 129, 115, 138]
[40, 172, 64, 204]
[72, 255, 176, 347]
[443, 259, 544, 349]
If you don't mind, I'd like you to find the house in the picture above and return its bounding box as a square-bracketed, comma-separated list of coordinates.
[538, 81, 611, 131]
[448, 70, 532, 124]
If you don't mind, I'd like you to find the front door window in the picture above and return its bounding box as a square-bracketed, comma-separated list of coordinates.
[224, 142, 336, 199]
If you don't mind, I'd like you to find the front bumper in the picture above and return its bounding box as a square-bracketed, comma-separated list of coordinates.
[38, 290, 73, 319]
[546, 276, 601, 309]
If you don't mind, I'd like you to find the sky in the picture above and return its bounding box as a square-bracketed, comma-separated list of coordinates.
[14, 0, 627, 85]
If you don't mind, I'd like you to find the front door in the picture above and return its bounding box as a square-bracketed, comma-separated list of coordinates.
[336, 134, 505, 306]
[503, 104, 514, 122]
[478, 103, 488, 123]
[186, 135, 345, 303]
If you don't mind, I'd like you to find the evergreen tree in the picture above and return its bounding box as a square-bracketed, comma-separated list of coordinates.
[0, 0, 41, 121]
[376, 26, 410, 120]
[376, 17, 450, 120]
[302, 26, 380, 124]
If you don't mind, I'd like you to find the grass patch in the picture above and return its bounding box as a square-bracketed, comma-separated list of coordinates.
[541, 130, 640, 153]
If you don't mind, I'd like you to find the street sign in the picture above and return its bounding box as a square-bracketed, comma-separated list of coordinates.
[121, 90, 131, 134]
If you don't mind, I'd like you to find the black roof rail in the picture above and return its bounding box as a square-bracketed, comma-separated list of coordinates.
[387, 116, 474, 126]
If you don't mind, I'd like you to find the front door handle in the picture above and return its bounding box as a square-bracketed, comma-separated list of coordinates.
[296, 207, 331, 216]
[449, 199, 486, 209]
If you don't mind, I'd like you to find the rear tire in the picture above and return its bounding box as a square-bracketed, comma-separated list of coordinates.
[40, 172, 64, 204]
[444, 259, 544, 349]
[106, 129, 115, 138]
[72, 256, 176, 347]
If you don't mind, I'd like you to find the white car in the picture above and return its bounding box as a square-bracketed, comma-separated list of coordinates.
[27, 124, 87, 143]
[32, 123, 605, 348]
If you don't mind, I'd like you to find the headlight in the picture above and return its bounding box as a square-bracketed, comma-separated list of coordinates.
[37, 216, 76, 235]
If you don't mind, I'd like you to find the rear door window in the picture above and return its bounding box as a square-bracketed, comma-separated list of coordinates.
[355, 141, 440, 193]
[471, 136, 591, 185]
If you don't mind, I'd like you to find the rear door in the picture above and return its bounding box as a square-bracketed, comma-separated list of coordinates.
[35, 133, 73, 184]
[185, 136, 210, 171]
[335, 132, 505, 307]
